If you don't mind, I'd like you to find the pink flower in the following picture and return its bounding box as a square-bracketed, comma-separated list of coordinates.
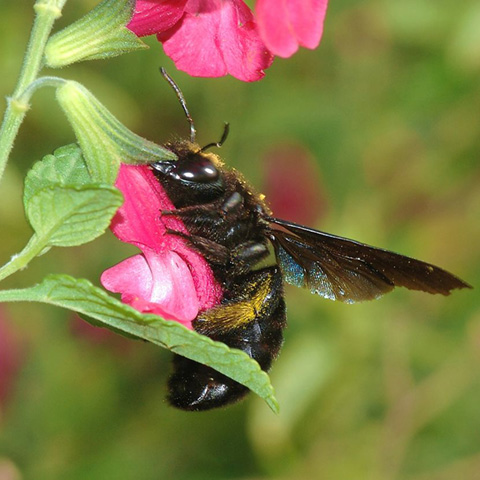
[255, 0, 328, 58]
[128, 0, 328, 81]
[70, 315, 134, 353]
[262, 143, 328, 226]
[101, 164, 223, 330]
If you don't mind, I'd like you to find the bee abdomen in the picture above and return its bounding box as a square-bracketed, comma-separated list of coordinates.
[167, 267, 286, 411]
[230, 298, 286, 371]
[167, 355, 250, 411]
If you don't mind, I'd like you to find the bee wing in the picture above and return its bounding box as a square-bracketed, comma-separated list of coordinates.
[267, 217, 471, 303]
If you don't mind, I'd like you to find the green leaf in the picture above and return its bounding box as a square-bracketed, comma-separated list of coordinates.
[0, 274, 279, 413]
[45, 0, 147, 68]
[24, 144, 92, 205]
[22, 144, 123, 252]
[0, 147, 124, 283]
[26, 185, 123, 247]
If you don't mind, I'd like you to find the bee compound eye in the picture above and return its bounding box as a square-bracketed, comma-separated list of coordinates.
[176, 157, 219, 183]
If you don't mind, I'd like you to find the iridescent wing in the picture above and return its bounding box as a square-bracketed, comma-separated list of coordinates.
[267, 217, 471, 303]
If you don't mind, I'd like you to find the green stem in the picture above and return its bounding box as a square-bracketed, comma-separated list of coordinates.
[0, 0, 67, 182]
[0, 288, 33, 303]
[18, 76, 66, 104]
[0, 235, 45, 283]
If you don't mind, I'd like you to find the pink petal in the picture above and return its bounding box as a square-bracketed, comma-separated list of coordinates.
[101, 250, 199, 326]
[256, 0, 328, 58]
[172, 241, 222, 313]
[219, 0, 274, 81]
[111, 164, 187, 250]
[144, 249, 199, 320]
[128, 0, 187, 37]
[158, 0, 273, 81]
[101, 254, 154, 300]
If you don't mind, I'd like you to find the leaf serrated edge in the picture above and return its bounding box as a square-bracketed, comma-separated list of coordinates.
[24, 144, 93, 205]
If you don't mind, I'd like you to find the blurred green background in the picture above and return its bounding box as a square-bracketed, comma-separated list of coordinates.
[1, 1, 480, 479]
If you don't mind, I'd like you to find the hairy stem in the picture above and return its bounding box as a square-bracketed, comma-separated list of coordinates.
[0, 236, 45, 284]
[0, 0, 67, 182]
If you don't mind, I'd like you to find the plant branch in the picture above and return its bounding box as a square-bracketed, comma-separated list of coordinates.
[0, 0, 68, 182]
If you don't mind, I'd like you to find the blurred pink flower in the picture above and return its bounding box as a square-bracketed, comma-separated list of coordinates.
[263, 143, 328, 226]
[128, 0, 328, 81]
[0, 309, 23, 412]
[101, 164, 222, 330]
[70, 315, 134, 353]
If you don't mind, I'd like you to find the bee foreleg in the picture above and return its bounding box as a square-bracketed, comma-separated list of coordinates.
[165, 228, 230, 265]
[161, 203, 229, 233]
[161, 203, 218, 218]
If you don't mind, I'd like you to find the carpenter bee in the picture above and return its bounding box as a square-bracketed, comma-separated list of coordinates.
[152, 69, 471, 411]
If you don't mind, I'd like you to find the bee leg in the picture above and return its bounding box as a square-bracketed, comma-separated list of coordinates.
[161, 204, 228, 233]
[160, 209, 176, 216]
[165, 228, 230, 266]
[164, 227, 190, 239]
[163, 192, 243, 221]
[161, 203, 215, 217]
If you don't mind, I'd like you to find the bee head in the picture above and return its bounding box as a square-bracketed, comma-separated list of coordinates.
[151, 145, 226, 207]
[155, 69, 230, 207]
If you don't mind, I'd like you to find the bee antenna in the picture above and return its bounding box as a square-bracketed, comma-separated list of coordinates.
[160, 67, 196, 143]
[200, 123, 230, 153]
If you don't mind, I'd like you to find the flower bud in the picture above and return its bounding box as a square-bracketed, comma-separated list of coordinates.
[45, 0, 147, 68]
[56, 81, 176, 184]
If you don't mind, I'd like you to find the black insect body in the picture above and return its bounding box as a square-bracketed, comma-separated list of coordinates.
[152, 70, 472, 411]
[152, 141, 287, 411]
